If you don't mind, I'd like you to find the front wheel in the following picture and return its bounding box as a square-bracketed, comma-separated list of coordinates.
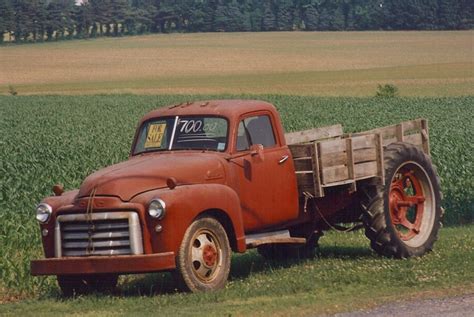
[361, 142, 443, 258]
[173, 216, 231, 292]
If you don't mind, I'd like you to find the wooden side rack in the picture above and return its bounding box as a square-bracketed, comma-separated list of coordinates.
[285, 119, 430, 198]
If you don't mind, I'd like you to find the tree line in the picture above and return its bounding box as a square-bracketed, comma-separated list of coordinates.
[0, 0, 473, 44]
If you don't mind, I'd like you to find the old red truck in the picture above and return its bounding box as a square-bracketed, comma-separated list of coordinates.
[31, 100, 442, 295]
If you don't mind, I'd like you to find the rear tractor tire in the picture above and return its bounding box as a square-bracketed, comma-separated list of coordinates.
[173, 216, 231, 292]
[361, 142, 443, 258]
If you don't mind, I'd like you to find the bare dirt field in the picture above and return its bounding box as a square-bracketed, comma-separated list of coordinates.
[1, 31, 472, 96]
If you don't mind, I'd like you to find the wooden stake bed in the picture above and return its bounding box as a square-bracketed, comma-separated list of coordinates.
[285, 119, 430, 198]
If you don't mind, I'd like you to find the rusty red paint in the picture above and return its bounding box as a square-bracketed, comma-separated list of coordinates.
[389, 168, 425, 240]
[31, 253, 175, 276]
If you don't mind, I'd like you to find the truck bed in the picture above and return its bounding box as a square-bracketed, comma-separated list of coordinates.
[285, 119, 430, 197]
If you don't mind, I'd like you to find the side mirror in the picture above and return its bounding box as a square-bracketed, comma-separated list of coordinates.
[249, 144, 264, 162]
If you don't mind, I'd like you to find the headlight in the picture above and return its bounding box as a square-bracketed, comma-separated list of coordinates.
[148, 199, 166, 219]
[36, 203, 52, 224]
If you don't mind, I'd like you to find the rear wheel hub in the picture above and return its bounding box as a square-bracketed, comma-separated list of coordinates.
[389, 168, 426, 241]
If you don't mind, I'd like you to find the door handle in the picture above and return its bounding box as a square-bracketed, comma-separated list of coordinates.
[278, 155, 289, 164]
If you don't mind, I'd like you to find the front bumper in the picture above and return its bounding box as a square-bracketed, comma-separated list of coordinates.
[30, 252, 175, 276]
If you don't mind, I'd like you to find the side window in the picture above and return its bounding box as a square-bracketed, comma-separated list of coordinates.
[236, 115, 276, 151]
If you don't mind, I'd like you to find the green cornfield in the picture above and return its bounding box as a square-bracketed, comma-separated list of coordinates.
[0, 95, 473, 300]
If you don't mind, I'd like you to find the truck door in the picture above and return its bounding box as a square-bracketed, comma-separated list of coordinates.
[232, 113, 299, 231]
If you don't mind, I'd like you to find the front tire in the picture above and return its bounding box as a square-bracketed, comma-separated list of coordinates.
[174, 216, 231, 292]
[361, 142, 442, 258]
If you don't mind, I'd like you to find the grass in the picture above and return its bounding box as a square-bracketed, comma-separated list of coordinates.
[0, 95, 472, 311]
[1, 31, 473, 96]
[0, 226, 473, 316]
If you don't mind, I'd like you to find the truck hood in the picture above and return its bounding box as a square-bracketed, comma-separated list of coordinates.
[77, 152, 226, 201]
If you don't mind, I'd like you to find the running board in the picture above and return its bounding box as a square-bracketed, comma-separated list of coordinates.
[245, 230, 306, 248]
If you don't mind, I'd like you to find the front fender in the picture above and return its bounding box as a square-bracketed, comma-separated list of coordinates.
[38, 190, 79, 257]
[131, 184, 246, 254]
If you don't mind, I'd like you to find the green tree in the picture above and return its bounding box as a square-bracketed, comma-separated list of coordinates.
[303, 4, 318, 30]
[318, 7, 331, 30]
[45, 0, 75, 41]
[213, 1, 246, 32]
[213, 3, 227, 31]
[110, 0, 130, 35]
[459, 0, 474, 29]
[181, 1, 204, 32]
[245, 0, 263, 31]
[74, 1, 94, 38]
[12, 0, 33, 42]
[276, 0, 294, 31]
[438, 0, 461, 29]
[0, 0, 15, 43]
[129, 0, 157, 34]
[28, 0, 47, 42]
[89, 0, 113, 36]
[262, 0, 276, 31]
[2, 0, 473, 45]
[331, 2, 345, 30]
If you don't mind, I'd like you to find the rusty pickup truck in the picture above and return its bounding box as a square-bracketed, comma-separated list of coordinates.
[31, 100, 442, 295]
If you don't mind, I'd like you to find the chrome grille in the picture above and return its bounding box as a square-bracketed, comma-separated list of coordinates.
[55, 212, 143, 257]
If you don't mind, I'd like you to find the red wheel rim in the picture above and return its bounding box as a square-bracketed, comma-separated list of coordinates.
[203, 244, 218, 267]
[389, 166, 426, 241]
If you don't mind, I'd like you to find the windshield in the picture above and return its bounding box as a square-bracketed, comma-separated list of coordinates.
[133, 116, 228, 155]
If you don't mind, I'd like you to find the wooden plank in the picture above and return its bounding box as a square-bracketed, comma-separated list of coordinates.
[383, 137, 398, 146]
[351, 134, 376, 150]
[354, 161, 378, 179]
[396, 123, 404, 142]
[353, 148, 377, 163]
[403, 119, 422, 133]
[421, 119, 430, 155]
[293, 158, 313, 172]
[404, 133, 423, 146]
[322, 165, 349, 184]
[351, 119, 427, 145]
[318, 138, 346, 155]
[321, 179, 356, 187]
[285, 124, 343, 145]
[288, 144, 312, 158]
[346, 138, 356, 192]
[375, 133, 385, 185]
[358, 125, 397, 139]
[320, 152, 347, 168]
[311, 143, 324, 197]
